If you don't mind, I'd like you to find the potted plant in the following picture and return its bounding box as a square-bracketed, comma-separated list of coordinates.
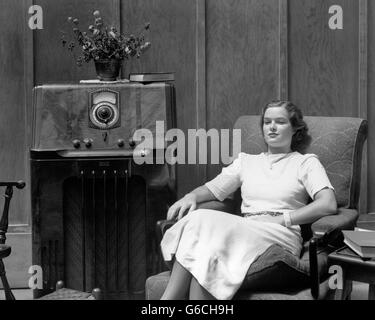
[61, 10, 151, 81]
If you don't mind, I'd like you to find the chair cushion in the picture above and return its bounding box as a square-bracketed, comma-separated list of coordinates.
[145, 271, 171, 300]
[234, 278, 333, 300]
[0, 244, 11, 259]
[145, 244, 331, 300]
[237, 244, 329, 293]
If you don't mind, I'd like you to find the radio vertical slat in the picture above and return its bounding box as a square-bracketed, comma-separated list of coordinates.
[92, 170, 96, 286]
[41, 245, 47, 290]
[80, 170, 86, 291]
[103, 170, 108, 293]
[54, 240, 58, 290]
[48, 240, 53, 290]
[125, 168, 130, 294]
[114, 170, 119, 292]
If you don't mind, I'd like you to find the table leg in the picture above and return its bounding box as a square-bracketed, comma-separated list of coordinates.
[346, 281, 352, 300]
[334, 280, 352, 300]
[369, 284, 375, 300]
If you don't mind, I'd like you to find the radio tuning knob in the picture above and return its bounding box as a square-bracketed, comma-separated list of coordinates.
[83, 138, 93, 148]
[72, 139, 81, 149]
[128, 138, 136, 148]
[117, 139, 125, 148]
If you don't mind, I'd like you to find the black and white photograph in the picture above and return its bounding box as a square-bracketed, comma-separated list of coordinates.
[0, 0, 374, 312]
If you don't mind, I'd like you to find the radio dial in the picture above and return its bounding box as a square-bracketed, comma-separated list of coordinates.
[96, 105, 114, 124]
[89, 89, 121, 130]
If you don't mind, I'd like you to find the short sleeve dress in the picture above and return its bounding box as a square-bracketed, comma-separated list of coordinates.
[160, 151, 334, 300]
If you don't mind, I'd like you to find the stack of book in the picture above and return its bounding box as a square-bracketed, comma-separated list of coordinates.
[80, 79, 130, 84]
[342, 230, 375, 259]
[129, 72, 175, 83]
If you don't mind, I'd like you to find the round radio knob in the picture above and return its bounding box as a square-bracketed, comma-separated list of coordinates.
[128, 138, 136, 148]
[72, 139, 81, 149]
[83, 138, 93, 148]
[117, 139, 125, 148]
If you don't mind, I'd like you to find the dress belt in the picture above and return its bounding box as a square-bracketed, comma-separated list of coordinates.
[244, 211, 284, 217]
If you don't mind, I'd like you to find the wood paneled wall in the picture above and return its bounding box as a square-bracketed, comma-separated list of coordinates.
[368, 0, 375, 211]
[289, 0, 360, 117]
[0, 0, 31, 289]
[0, 0, 29, 226]
[1, 0, 375, 241]
[206, 0, 281, 179]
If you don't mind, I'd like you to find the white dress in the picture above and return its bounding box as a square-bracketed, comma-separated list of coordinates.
[160, 152, 334, 300]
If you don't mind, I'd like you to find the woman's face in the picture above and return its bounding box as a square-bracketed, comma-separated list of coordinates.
[262, 106, 294, 153]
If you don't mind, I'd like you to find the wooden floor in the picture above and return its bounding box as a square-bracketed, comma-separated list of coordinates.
[0, 282, 371, 300]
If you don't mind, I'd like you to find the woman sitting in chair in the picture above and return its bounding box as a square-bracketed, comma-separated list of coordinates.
[160, 100, 337, 300]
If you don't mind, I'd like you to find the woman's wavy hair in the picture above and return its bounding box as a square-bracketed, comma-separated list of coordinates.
[260, 100, 312, 153]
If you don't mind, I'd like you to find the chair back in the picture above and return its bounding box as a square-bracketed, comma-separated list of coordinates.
[234, 116, 368, 210]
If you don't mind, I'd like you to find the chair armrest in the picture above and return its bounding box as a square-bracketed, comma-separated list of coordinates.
[311, 208, 359, 243]
[156, 219, 176, 242]
[309, 207, 358, 299]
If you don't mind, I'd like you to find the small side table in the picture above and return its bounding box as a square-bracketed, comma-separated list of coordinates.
[327, 213, 375, 300]
[356, 213, 375, 230]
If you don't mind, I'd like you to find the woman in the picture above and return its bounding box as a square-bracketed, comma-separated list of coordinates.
[160, 100, 337, 300]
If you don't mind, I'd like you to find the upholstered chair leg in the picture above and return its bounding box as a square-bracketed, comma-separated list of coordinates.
[0, 259, 15, 300]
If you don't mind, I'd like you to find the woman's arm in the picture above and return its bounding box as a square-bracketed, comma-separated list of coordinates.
[257, 188, 337, 226]
[167, 153, 242, 221]
[288, 156, 337, 226]
[287, 188, 337, 226]
[167, 185, 217, 221]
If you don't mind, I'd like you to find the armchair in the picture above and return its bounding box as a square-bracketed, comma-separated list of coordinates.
[0, 181, 26, 300]
[146, 116, 368, 300]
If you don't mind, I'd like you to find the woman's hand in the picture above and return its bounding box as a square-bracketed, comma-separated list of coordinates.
[167, 193, 198, 221]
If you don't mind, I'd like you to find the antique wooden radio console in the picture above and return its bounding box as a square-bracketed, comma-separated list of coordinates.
[30, 82, 176, 299]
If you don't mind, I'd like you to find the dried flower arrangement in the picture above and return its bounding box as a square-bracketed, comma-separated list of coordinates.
[61, 10, 151, 66]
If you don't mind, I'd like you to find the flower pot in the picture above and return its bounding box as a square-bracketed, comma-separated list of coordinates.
[94, 59, 122, 81]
